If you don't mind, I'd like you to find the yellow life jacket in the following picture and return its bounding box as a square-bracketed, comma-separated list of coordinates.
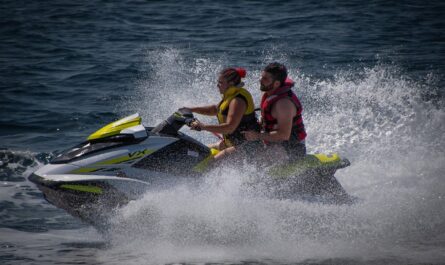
[216, 86, 258, 147]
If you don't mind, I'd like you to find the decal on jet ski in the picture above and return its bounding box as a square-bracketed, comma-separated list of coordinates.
[128, 149, 153, 158]
[60, 184, 102, 194]
[97, 149, 154, 165]
[69, 149, 155, 173]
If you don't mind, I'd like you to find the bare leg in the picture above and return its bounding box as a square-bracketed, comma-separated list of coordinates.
[213, 146, 236, 160]
[207, 140, 226, 151]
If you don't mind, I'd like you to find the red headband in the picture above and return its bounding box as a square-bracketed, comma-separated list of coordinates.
[235, 68, 246, 78]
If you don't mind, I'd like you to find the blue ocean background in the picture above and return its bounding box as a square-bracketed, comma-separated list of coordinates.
[1, 1, 444, 264]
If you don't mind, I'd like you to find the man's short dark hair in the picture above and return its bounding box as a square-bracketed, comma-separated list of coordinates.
[264, 62, 287, 85]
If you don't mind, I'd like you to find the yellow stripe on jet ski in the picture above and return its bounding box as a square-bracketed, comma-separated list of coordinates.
[60, 184, 102, 194]
[87, 114, 142, 141]
[314, 153, 341, 163]
[268, 153, 343, 179]
[69, 167, 102, 174]
[193, 148, 219, 173]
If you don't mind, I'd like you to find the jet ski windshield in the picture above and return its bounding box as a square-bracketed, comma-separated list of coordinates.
[52, 142, 117, 164]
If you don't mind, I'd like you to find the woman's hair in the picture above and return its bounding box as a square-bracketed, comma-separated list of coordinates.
[220, 67, 246, 86]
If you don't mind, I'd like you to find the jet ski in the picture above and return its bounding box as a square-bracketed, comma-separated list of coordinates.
[29, 109, 353, 227]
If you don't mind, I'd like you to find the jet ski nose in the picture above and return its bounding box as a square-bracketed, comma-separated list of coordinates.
[28, 173, 44, 185]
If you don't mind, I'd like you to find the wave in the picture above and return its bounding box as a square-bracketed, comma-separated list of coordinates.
[0, 150, 51, 182]
[104, 48, 445, 264]
[3, 47, 442, 264]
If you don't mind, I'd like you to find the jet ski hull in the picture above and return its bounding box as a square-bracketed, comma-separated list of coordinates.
[28, 173, 148, 227]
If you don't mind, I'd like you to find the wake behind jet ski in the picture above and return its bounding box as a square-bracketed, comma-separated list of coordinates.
[29, 109, 353, 227]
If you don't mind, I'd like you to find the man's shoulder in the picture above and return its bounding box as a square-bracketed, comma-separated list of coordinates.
[275, 97, 296, 108]
[271, 97, 297, 117]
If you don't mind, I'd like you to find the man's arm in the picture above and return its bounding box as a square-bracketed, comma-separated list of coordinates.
[265, 98, 296, 141]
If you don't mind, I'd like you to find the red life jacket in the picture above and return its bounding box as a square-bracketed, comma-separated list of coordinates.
[260, 78, 307, 142]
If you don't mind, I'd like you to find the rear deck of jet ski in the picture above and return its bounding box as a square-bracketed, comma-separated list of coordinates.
[256, 154, 354, 204]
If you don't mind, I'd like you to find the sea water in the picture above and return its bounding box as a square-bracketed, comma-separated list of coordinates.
[1, 1, 444, 264]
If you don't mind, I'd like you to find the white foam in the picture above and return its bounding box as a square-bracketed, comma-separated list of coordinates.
[110, 48, 445, 264]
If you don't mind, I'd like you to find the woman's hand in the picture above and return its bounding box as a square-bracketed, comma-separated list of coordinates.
[190, 120, 205, 131]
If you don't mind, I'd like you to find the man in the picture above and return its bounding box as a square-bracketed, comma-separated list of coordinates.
[243, 62, 307, 160]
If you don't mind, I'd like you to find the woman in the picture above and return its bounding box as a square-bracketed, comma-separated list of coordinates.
[185, 67, 259, 160]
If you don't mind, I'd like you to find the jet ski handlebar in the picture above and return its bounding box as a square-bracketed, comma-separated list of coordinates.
[175, 108, 202, 131]
[151, 108, 197, 135]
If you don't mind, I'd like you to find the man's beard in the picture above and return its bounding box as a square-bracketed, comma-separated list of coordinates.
[260, 83, 274, 92]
